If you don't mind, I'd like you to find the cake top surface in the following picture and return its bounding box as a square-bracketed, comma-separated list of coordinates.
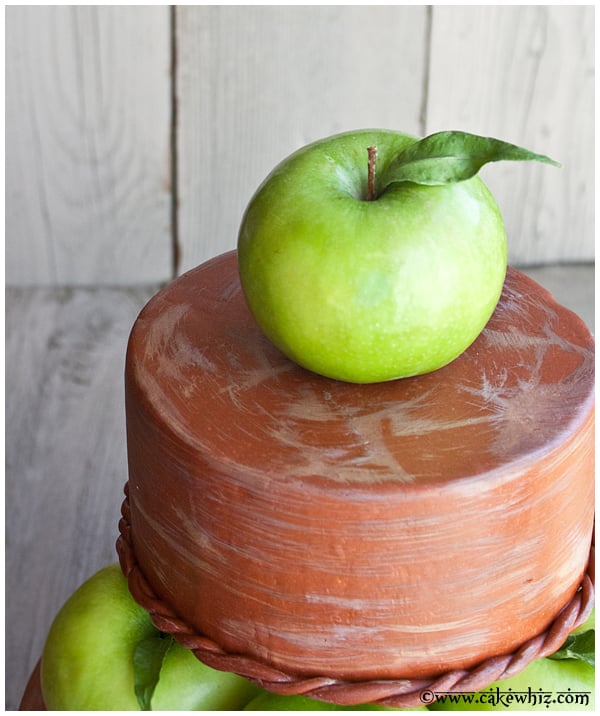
[127, 250, 594, 487]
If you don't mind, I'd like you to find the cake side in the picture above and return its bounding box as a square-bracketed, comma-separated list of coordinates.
[123, 250, 594, 681]
[124, 402, 593, 680]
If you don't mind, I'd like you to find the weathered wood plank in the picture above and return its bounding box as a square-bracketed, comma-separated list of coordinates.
[6, 6, 593, 288]
[5, 6, 172, 286]
[5, 285, 158, 709]
[426, 5, 594, 264]
[175, 5, 429, 275]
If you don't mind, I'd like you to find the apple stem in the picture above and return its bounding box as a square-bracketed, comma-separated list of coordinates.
[367, 146, 377, 201]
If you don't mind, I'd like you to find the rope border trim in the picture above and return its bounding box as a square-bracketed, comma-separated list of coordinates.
[116, 484, 594, 708]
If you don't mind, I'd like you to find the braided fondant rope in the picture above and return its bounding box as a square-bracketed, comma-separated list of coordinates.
[116, 484, 594, 708]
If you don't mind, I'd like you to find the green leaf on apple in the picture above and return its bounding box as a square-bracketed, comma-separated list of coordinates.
[381, 131, 560, 189]
[133, 633, 175, 710]
[549, 628, 595, 668]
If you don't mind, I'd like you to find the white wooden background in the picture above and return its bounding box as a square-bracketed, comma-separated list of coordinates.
[5, 5, 595, 710]
[6, 5, 595, 286]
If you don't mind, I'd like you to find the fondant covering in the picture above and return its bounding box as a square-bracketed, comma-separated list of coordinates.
[123, 251, 594, 681]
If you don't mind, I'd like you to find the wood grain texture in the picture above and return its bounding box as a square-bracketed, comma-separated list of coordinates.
[5, 285, 157, 710]
[6, 6, 594, 286]
[174, 5, 428, 274]
[5, 6, 172, 286]
[426, 5, 594, 264]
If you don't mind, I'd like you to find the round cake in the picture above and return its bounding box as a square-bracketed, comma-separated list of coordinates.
[119, 250, 594, 703]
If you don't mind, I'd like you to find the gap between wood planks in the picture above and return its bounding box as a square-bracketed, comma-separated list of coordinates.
[419, 5, 433, 136]
[170, 6, 181, 279]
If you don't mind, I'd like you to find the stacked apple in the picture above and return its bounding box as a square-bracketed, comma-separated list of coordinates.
[41, 564, 593, 710]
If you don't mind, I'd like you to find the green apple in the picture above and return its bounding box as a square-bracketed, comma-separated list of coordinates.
[152, 636, 261, 710]
[41, 563, 156, 709]
[427, 656, 594, 711]
[244, 690, 427, 710]
[238, 129, 557, 383]
[41, 563, 261, 710]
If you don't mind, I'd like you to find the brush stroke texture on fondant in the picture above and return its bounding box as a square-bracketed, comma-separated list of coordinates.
[124, 250, 594, 680]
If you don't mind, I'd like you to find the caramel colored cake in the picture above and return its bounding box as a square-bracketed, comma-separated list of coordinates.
[118, 250, 594, 705]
